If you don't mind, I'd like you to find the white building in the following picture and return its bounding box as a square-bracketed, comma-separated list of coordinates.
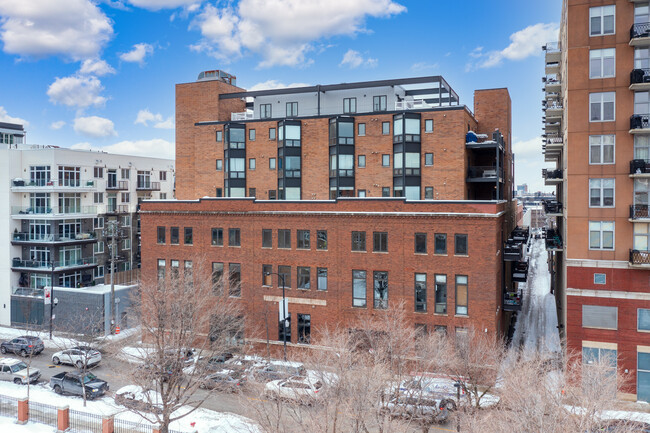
[0, 126, 174, 327]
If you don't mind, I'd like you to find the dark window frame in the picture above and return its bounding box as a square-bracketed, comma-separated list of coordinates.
[434, 233, 447, 255]
[297, 313, 311, 344]
[373, 232, 388, 253]
[170, 227, 179, 245]
[297, 230, 310, 249]
[228, 228, 241, 247]
[278, 229, 291, 249]
[424, 153, 434, 166]
[229, 263, 241, 297]
[184, 227, 193, 245]
[157, 226, 166, 244]
[351, 231, 366, 252]
[454, 234, 468, 255]
[262, 229, 272, 248]
[373, 271, 388, 309]
[415, 273, 427, 312]
[211, 228, 224, 246]
[425, 119, 434, 133]
[352, 270, 367, 307]
[317, 230, 328, 250]
[415, 233, 427, 254]
[317, 268, 327, 291]
[297, 266, 311, 290]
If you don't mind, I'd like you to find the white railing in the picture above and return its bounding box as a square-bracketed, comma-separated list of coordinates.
[231, 111, 255, 121]
[395, 99, 434, 110]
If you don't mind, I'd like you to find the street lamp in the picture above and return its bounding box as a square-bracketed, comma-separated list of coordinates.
[264, 271, 288, 361]
[48, 260, 56, 340]
[453, 380, 461, 432]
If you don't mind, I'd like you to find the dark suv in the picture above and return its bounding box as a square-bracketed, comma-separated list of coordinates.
[0, 336, 44, 357]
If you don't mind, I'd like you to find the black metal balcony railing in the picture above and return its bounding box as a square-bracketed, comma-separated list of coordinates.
[631, 114, 650, 130]
[630, 204, 650, 219]
[545, 228, 562, 250]
[631, 22, 650, 40]
[11, 232, 96, 243]
[511, 226, 529, 243]
[543, 200, 563, 214]
[467, 166, 503, 179]
[630, 249, 650, 265]
[631, 69, 650, 85]
[542, 168, 562, 180]
[106, 180, 129, 190]
[512, 261, 529, 283]
[631, 159, 650, 174]
[504, 242, 524, 261]
[503, 291, 522, 311]
[136, 181, 161, 191]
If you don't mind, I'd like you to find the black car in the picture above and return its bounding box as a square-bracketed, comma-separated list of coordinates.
[0, 336, 44, 357]
[50, 371, 109, 399]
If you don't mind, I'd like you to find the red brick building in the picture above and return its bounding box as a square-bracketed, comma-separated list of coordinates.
[141, 71, 521, 349]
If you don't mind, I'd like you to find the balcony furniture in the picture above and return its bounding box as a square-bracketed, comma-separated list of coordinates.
[631, 22, 650, 40]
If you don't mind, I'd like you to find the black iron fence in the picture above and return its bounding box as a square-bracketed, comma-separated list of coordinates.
[631, 114, 650, 130]
[69, 409, 104, 433]
[630, 249, 650, 265]
[28, 401, 58, 427]
[631, 22, 650, 39]
[630, 204, 650, 219]
[0, 395, 18, 418]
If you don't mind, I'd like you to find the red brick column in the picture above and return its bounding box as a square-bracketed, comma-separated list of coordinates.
[57, 405, 69, 432]
[102, 415, 114, 433]
[152, 424, 161, 433]
[17, 397, 28, 425]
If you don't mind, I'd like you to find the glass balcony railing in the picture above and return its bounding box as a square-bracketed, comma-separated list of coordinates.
[11, 179, 95, 188]
[11, 257, 98, 270]
[11, 206, 97, 216]
[11, 232, 97, 243]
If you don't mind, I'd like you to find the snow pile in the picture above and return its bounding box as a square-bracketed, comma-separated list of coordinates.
[0, 327, 81, 350]
[0, 417, 54, 433]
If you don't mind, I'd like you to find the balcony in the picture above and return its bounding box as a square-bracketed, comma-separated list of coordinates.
[511, 226, 530, 243]
[543, 42, 561, 63]
[503, 291, 523, 312]
[630, 204, 650, 220]
[543, 200, 563, 216]
[631, 69, 650, 90]
[106, 180, 129, 191]
[10, 179, 96, 192]
[136, 181, 160, 191]
[544, 119, 561, 134]
[544, 136, 564, 152]
[630, 249, 650, 267]
[630, 159, 650, 177]
[543, 77, 561, 93]
[12, 287, 44, 299]
[545, 61, 559, 75]
[545, 228, 563, 251]
[11, 206, 97, 219]
[11, 257, 98, 272]
[630, 22, 650, 46]
[465, 131, 505, 151]
[467, 166, 503, 182]
[231, 111, 254, 121]
[395, 99, 435, 110]
[11, 231, 97, 246]
[106, 204, 130, 214]
[512, 261, 529, 283]
[504, 241, 524, 261]
[543, 168, 563, 185]
[544, 102, 563, 118]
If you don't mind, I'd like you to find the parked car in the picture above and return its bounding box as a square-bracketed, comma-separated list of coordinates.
[50, 371, 109, 399]
[397, 376, 463, 411]
[592, 420, 650, 432]
[115, 385, 163, 414]
[0, 336, 44, 357]
[52, 346, 101, 368]
[264, 376, 323, 404]
[205, 353, 234, 372]
[201, 369, 246, 392]
[0, 358, 41, 384]
[252, 362, 306, 382]
[382, 394, 449, 423]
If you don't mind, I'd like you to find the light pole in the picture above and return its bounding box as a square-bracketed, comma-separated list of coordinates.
[49, 260, 55, 339]
[264, 271, 287, 361]
[454, 381, 461, 432]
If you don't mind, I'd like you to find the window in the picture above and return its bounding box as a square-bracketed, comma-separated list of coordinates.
[424, 153, 433, 166]
[93, 241, 104, 254]
[262, 229, 272, 248]
[216, 130, 222, 142]
[157, 259, 165, 281]
[298, 314, 311, 344]
[262, 264, 272, 286]
[278, 265, 291, 288]
[434, 233, 447, 254]
[277, 229, 291, 249]
[297, 230, 310, 249]
[351, 231, 366, 251]
[260, 104, 272, 119]
[589, 221, 614, 250]
[211, 228, 223, 246]
[269, 158, 276, 170]
[317, 230, 327, 250]
[216, 188, 222, 197]
[415, 233, 427, 254]
[279, 313, 291, 343]
[212, 263, 224, 294]
[94, 167, 103, 178]
[424, 187, 434, 199]
[95, 266, 104, 278]
[269, 128, 276, 140]
[373, 232, 388, 252]
[358, 190, 366, 197]
[583, 345, 617, 377]
[636, 91, 650, 115]
[229, 228, 241, 247]
[184, 227, 193, 245]
[455, 234, 468, 255]
[435, 274, 447, 314]
[160, 171, 166, 181]
[249, 188, 256, 197]
[590, 5, 615, 36]
[415, 273, 427, 312]
[455, 275, 468, 315]
[382, 187, 390, 197]
[424, 119, 433, 133]
[249, 159, 256, 170]
[358, 155, 366, 168]
[268, 190, 276, 200]
[635, 223, 650, 251]
[122, 238, 132, 250]
[589, 178, 615, 207]
[286, 102, 298, 117]
[170, 227, 179, 244]
[121, 168, 130, 179]
[382, 154, 390, 166]
[317, 268, 327, 291]
[298, 267, 310, 289]
[590, 92, 615, 122]
[358, 123, 366, 136]
[229, 263, 241, 297]
[639, 309, 650, 331]
[157, 227, 165, 244]
[582, 305, 617, 329]
[590, 48, 615, 79]
[216, 159, 223, 171]
[121, 192, 130, 203]
[382, 122, 390, 135]
[589, 135, 615, 164]
[373, 271, 388, 309]
[94, 217, 104, 229]
[373, 95, 387, 111]
[160, 193, 167, 199]
[343, 97, 357, 114]
[93, 192, 103, 204]
[594, 273, 607, 285]
[249, 129, 256, 141]
[353, 270, 366, 307]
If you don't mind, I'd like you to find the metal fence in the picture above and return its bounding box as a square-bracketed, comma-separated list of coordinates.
[69, 409, 104, 433]
[28, 401, 58, 427]
[114, 418, 153, 433]
[0, 395, 18, 419]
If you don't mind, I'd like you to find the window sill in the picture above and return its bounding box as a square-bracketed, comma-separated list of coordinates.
[211, 244, 223, 247]
[352, 305, 367, 309]
[414, 253, 428, 256]
[373, 251, 389, 254]
[229, 245, 242, 248]
[297, 248, 311, 251]
[433, 253, 448, 257]
[433, 313, 448, 316]
[454, 254, 469, 258]
[351, 250, 367, 253]
[582, 325, 617, 331]
[278, 247, 291, 250]
[414, 310, 428, 314]
[454, 314, 469, 318]
[261, 247, 272, 249]
[317, 249, 328, 252]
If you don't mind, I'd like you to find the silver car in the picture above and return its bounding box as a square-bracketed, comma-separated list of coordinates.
[0, 358, 41, 384]
[52, 346, 101, 369]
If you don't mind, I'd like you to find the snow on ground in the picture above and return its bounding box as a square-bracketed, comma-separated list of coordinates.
[0, 417, 54, 433]
[0, 326, 81, 350]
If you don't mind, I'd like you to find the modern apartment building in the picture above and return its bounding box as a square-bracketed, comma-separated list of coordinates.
[141, 71, 521, 352]
[0, 132, 175, 327]
[543, 0, 650, 401]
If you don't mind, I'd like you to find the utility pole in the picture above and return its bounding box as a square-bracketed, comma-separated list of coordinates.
[103, 220, 121, 335]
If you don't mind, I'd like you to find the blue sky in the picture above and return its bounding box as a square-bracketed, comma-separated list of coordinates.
[0, 0, 561, 192]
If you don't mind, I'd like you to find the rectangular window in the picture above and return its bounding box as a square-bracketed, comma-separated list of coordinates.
[228, 228, 241, 247]
[594, 273, 607, 285]
[590, 5, 615, 36]
[262, 264, 272, 286]
[170, 227, 179, 245]
[93, 167, 103, 178]
[589, 178, 615, 207]
[351, 231, 366, 251]
[382, 122, 390, 135]
[286, 102, 298, 117]
[298, 267, 310, 290]
[415, 273, 427, 312]
[382, 187, 390, 197]
[415, 233, 427, 254]
[590, 92, 615, 122]
[268, 190, 276, 200]
[358, 123, 366, 136]
[278, 229, 291, 249]
[216, 188, 222, 197]
[121, 192, 130, 203]
[434, 233, 447, 254]
[269, 128, 276, 140]
[160, 193, 167, 199]
[590, 48, 616, 79]
[317, 268, 327, 291]
[160, 171, 166, 181]
[455, 275, 468, 315]
[358, 155, 366, 168]
[353, 270, 366, 307]
[278, 265, 291, 288]
[639, 309, 650, 331]
[317, 230, 327, 250]
[269, 158, 276, 170]
[216, 159, 223, 171]
[435, 274, 447, 314]
[262, 229, 272, 248]
[249, 129, 256, 141]
[229, 263, 241, 297]
[425, 187, 434, 199]
[373, 271, 388, 309]
[343, 97, 357, 114]
[121, 168, 130, 179]
[424, 153, 433, 166]
[589, 135, 615, 164]
[582, 305, 617, 329]
[212, 262, 224, 294]
[249, 158, 256, 170]
[260, 104, 272, 119]
[373, 95, 387, 111]
[583, 346, 617, 371]
[589, 221, 614, 250]
[95, 265, 104, 278]
[184, 227, 193, 245]
[373, 232, 388, 252]
[121, 215, 131, 227]
[93, 192, 103, 204]
[211, 228, 223, 246]
[248, 187, 256, 197]
[157, 226, 165, 244]
[93, 241, 104, 254]
[157, 259, 165, 281]
[297, 230, 310, 249]
[382, 154, 390, 166]
[94, 217, 104, 229]
[358, 190, 366, 197]
[455, 234, 468, 255]
[216, 130, 222, 142]
[424, 119, 433, 133]
[297, 314, 311, 344]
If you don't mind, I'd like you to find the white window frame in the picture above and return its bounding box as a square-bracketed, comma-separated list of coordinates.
[122, 238, 131, 250]
[590, 92, 616, 122]
[93, 241, 104, 255]
[639, 308, 650, 332]
[589, 5, 616, 37]
[95, 265, 104, 278]
[589, 48, 616, 79]
[94, 217, 104, 230]
[589, 135, 615, 165]
[589, 178, 615, 208]
[582, 305, 618, 330]
[589, 221, 615, 250]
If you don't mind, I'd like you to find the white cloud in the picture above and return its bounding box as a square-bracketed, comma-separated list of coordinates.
[73, 116, 116, 138]
[119, 43, 153, 65]
[410, 62, 438, 72]
[134, 109, 173, 129]
[246, 80, 311, 91]
[0, 106, 29, 127]
[47, 75, 107, 108]
[513, 136, 549, 193]
[339, 49, 377, 69]
[70, 138, 175, 159]
[154, 118, 174, 129]
[79, 58, 115, 76]
[50, 121, 66, 130]
[0, 0, 113, 60]
[472, 23, 559, 69]
[127, 0, 199, 11]
[190, 0, 405, 68]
